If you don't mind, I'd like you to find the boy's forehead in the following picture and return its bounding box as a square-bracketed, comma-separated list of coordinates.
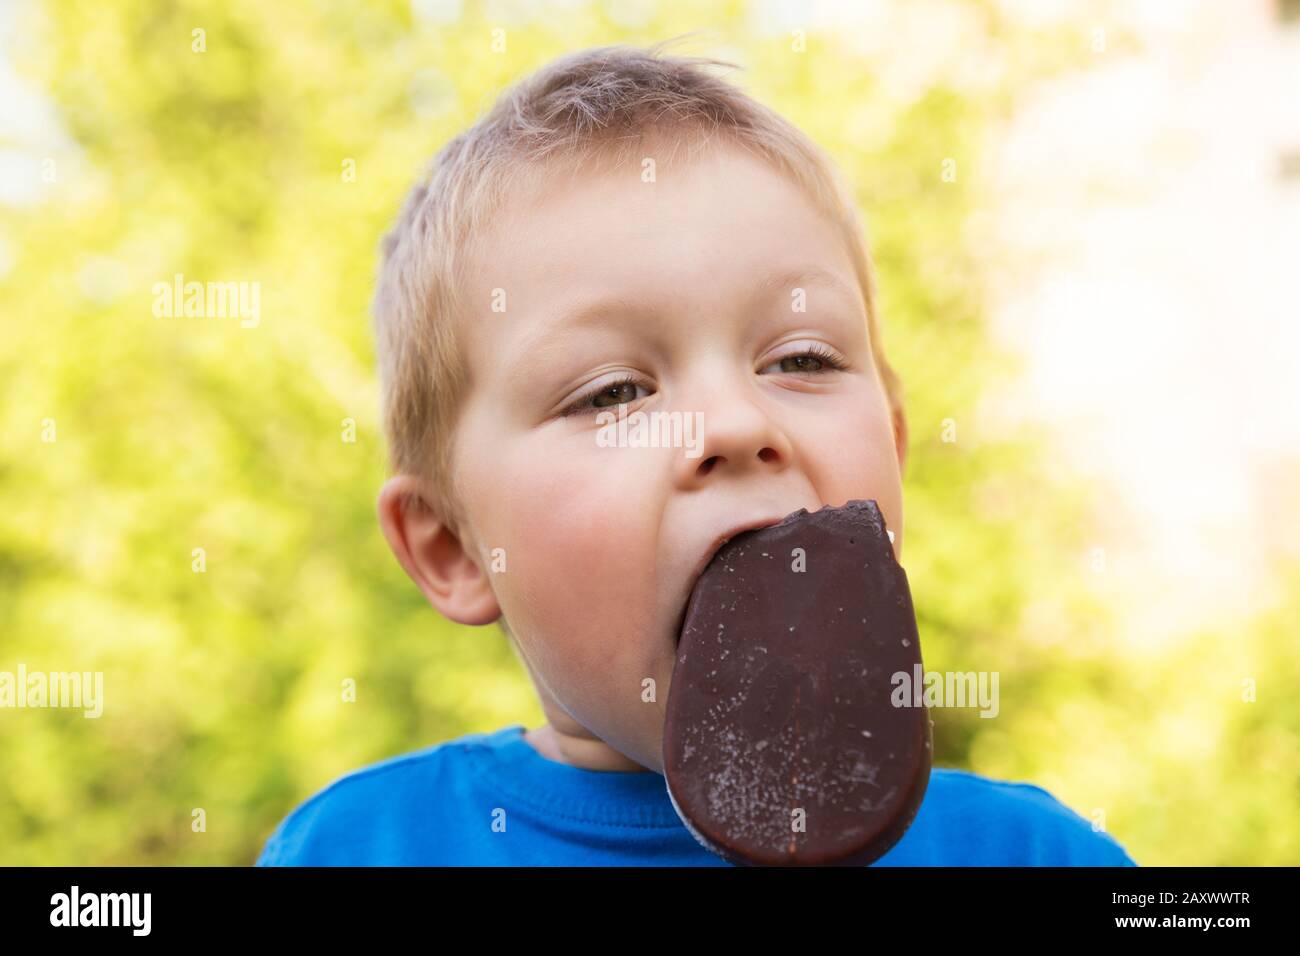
[460, 140, 852, 305]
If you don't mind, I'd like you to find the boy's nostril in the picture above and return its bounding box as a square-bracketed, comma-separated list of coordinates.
[697, 456, 719, 477]
[757, 447, 778, 463]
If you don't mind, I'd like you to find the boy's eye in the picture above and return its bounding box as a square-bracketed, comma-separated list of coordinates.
[561, 346, 847, 417]
[592, 380, 641, 407]
[760, 345, 848, 375]
[778, 354, 825, 373]
[562, 376, 652, 416]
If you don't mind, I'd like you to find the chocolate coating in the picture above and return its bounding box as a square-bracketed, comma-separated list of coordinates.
[663, 499, 931, 866]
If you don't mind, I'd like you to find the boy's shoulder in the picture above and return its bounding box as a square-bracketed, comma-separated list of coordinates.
[255, 726, 514, 866]
[896, 766, 1138, 866]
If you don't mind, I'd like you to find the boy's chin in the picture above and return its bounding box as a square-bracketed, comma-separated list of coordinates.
[621, 732, 667, 775]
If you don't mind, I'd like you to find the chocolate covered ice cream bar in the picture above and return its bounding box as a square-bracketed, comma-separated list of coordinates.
[663, 499, 931, 866]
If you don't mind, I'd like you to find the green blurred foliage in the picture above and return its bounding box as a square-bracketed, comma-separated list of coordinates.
[1, 0, 1295, 866]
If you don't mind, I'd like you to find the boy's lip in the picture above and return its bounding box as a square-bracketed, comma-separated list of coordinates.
[690, 516, 790, 584]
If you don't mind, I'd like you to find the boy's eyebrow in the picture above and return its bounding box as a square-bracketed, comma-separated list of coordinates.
[500, 265, 863, 381]
[499, 293, 649, 383]
[751, 266, 864, 315]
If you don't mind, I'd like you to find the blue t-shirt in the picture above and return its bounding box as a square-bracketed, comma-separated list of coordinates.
[256, 724, 1137, 866]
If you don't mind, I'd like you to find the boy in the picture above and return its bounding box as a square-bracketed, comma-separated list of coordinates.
[257, 42, 1137, 866]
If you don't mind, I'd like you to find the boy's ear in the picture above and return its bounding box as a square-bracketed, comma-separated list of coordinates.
[892, 404, 909, 475]
[377, 475, 501, 626]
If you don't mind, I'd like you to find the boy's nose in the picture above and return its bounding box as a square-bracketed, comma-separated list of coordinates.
[671, 385, 794, 491]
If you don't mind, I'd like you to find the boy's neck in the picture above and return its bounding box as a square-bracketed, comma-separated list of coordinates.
[524, 721, 652, 773]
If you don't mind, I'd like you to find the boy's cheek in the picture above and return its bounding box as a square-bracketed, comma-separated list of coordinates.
[492, 494, 655, 621]
[498, 530, 668, 685]
[525, 548, 654, 635]
[467, 441, 664, 634]
[503, 450, 658, 564]
[826, 396, 900, 480]
[798, 408, 904, 539]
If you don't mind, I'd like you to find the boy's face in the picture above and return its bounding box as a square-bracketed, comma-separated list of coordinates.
[413, 140, 904, 774]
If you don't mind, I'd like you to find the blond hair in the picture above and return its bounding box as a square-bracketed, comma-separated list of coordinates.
[372, 38, 903, 529]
